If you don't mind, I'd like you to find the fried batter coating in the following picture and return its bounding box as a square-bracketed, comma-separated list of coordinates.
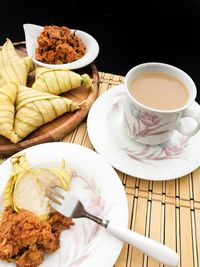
[0, 207, 74, 267]
[35, 25, 86, 64]
[0, 207, 41, 260]
[16, 245, 43, 267]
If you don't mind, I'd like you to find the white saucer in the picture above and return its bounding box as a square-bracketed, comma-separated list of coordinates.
[87, 85, 200, 180]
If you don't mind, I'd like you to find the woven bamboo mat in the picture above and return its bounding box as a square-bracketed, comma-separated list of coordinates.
[1, 71, 200, 267]
[63, 71, 200, 267]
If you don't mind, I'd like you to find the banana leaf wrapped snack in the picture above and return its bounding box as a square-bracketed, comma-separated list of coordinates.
[4, 153, 72, 220]
[11, 85, 80, 143]
[0, 74, 6, 87]
[32, 67, 92, 95]
[0, 83, 18, 142]
[0, 38, 93, 144]
[0, 38, 34, 86]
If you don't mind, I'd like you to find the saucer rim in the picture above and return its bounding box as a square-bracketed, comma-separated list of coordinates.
[87, 84, 200, 180]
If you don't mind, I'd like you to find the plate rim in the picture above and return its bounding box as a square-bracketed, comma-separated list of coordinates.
[0, 142, 128, 267]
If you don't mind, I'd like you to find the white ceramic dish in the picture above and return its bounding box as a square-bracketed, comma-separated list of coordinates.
[87, 84, 200, 180]
[0, 142, 128, 267]
[23, 23, 99, 70]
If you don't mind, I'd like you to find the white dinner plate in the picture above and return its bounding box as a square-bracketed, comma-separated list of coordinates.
[87, 84, 200, 180]
[0, 142, 128, 267]
[23, 23, 99, 69]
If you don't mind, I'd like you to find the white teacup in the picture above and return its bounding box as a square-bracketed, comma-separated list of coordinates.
[123, 62, 200, 145]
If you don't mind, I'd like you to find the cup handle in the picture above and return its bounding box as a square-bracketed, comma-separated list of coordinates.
[176, 109, 200, 136]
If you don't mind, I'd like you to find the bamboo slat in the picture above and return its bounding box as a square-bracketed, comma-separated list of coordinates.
[1, 70, 199, 267]
[82, 72, 200, 267]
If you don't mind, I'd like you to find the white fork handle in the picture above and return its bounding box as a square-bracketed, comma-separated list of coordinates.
[106, 222, 179, 267]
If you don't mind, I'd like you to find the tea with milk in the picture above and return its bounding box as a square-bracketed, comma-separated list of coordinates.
[129, 72, 189, 110]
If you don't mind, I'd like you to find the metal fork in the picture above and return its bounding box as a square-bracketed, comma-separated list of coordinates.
[48, 187, 179, 267]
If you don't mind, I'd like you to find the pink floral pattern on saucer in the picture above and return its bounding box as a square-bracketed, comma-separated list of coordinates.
[122, 136, 190, 165]
[87, 84, 200, 180]
[111, 98, 191, 164]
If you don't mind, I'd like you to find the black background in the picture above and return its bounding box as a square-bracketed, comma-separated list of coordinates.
[1, 0, 200, 103]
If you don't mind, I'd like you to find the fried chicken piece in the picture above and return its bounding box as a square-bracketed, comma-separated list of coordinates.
[0, 207, 74, 266]
[37, 35, 52, 49]
[35, 25, 86, 64]
[37, 222, 59, 253]
[38, 212, 74, 253]
[16, 245, 43, 267]
[0, 243, 17, 260]
[13, 211, 42, 247]
[0, 207, 41, 260]
[41, 50, 55, 64]
[48, 211, 74, 232]
[0, 208, 19, 260]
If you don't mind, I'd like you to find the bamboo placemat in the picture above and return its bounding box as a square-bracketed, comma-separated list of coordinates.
[63, 71, 200, 267]
[1, 71, 199, 267]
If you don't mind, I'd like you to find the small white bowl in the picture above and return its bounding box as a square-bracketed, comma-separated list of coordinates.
[23, 23, 100, 70]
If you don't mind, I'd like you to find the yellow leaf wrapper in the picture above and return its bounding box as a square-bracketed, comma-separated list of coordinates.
[0, 83, 18, 142]
[0, 38, 34, 85]
[12, 85, 80, 143]
[0, 38, 20, 65]
[0, 74, 6, 87]
[32, 67, 92, 95]
[3, 153, 32, 208]
[3, 153, 72, 220]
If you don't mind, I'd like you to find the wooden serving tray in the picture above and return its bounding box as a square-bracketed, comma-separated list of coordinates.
[0, 42, 99, 158]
